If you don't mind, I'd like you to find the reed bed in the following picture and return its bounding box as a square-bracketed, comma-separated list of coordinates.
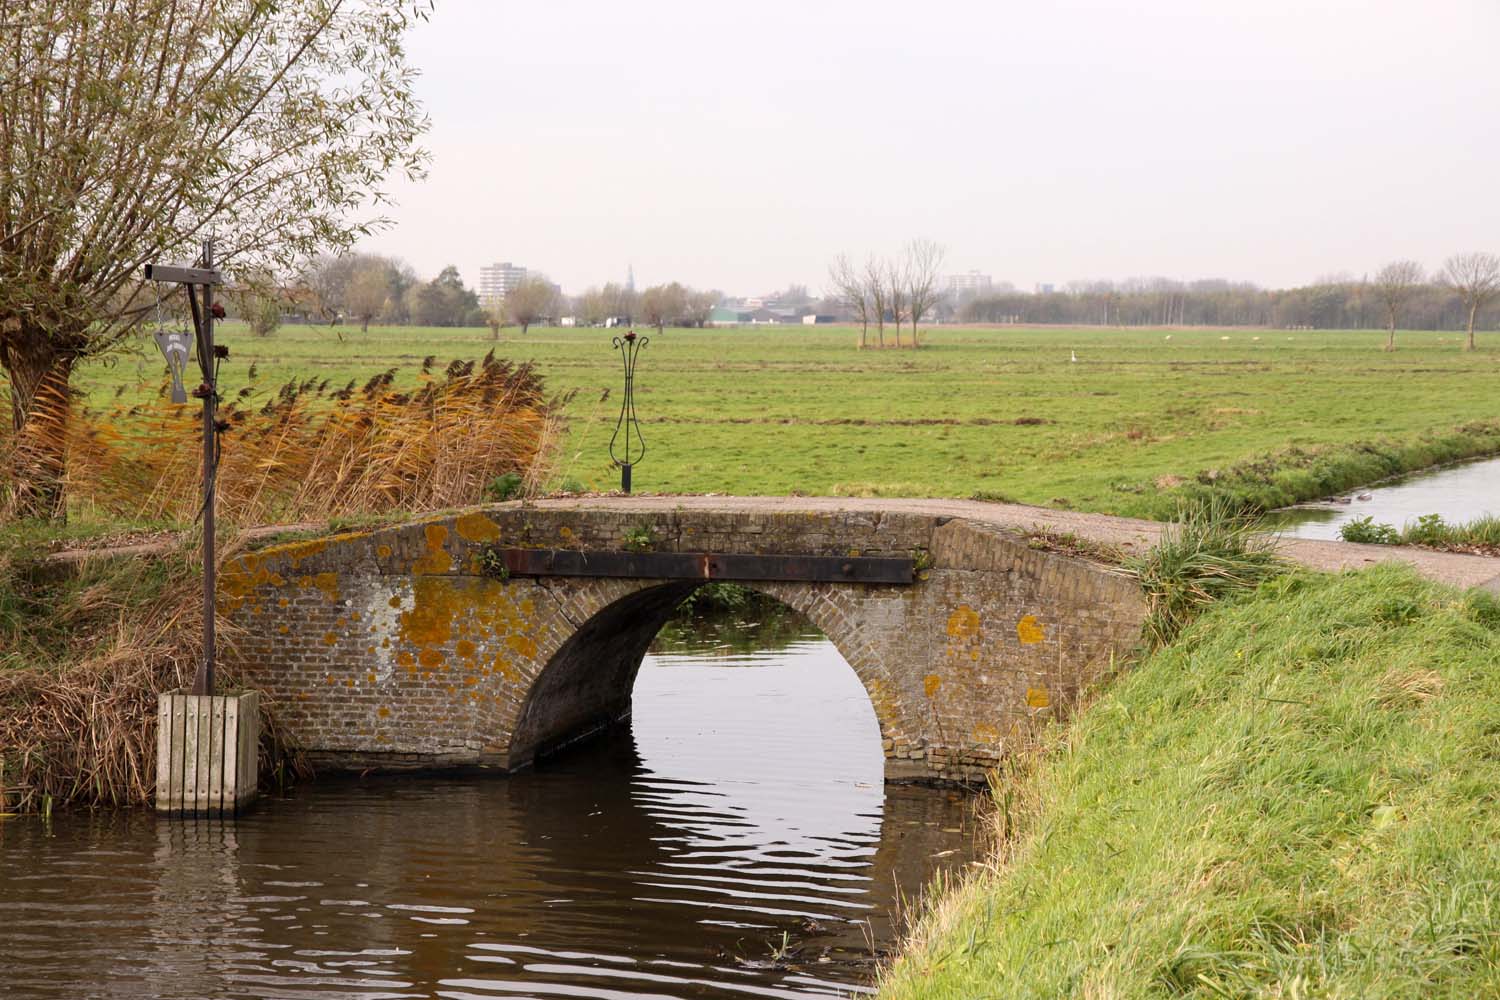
[65, 351, 564, 524]
[1, 354, 564, 811]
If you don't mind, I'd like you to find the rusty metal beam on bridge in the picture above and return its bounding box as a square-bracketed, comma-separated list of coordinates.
[496, 549, 914, 585]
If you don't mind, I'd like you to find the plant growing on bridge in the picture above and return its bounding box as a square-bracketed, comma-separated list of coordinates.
[476, 544, 510, 581]
[1128, 498, 1284, 648]
[622, 523, 657, 553]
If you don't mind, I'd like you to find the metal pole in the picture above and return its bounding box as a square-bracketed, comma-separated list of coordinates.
[196, 239, 217, 697]
[608, 333, 647, 494]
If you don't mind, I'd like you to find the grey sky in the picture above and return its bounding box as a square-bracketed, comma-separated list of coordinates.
[363, 0, 1500, 297]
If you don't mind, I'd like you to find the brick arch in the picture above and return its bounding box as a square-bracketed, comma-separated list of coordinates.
[221, 503, 1148, 783]
[504, 580, 917, 770]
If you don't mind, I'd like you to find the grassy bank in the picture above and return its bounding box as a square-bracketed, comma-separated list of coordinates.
[878, 565, 1500, 999]
[1143, 422, 1500, 518]
[75, 323, 1500, 516]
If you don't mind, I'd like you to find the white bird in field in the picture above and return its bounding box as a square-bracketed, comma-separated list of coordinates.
[1164, 334, 1172, 340]
[1070, 350, 1078, 362]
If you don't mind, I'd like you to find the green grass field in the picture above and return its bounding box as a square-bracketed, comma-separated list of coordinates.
[79, 322, 1500, 517]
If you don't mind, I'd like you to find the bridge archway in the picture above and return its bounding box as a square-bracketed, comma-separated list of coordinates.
[221, 504, 1147, 783]
[506, 581, 908, 770]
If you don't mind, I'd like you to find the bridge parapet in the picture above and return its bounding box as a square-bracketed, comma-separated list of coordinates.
[221, 504, 1145, 784]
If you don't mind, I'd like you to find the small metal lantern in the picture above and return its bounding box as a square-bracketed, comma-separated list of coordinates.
[609, 331, 647, 493]
[152, 328, 193, 403]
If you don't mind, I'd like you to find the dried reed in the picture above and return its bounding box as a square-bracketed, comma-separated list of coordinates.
[1, 354, 565, 811]
[65, 351, 565, 524]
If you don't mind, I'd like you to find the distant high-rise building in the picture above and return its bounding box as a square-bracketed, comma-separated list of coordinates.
[626, 264, 636, 293]
[947, 270, 993, 294]
[479, 262, 527, 305]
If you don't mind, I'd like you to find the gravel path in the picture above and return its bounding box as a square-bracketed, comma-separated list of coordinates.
[49, 495, 1500, 593]
[523, 495, 1500, 593]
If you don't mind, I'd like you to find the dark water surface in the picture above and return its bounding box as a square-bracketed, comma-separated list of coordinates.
[1270, 456, 1500, 539]
[0, 620, 977, 999]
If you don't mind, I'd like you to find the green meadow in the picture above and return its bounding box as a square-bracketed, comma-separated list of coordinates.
[80, 322, 1500, 516]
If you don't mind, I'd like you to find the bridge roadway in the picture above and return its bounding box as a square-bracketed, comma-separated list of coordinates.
[208, 497, 1499, 785]
[519, 495, 1500, 592]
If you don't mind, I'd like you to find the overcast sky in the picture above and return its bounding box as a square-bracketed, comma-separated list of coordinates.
[362, 0, 1500, 297]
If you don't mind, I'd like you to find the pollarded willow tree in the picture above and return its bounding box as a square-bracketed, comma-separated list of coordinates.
[1373, 259, 1423, 352]
[0, 0, 430, 518]
[1442, 252, 1500, 352]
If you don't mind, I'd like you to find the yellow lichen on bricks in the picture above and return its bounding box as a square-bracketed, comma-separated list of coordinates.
[456, 512, 502, 543]
[924, 674, 943, 698]
[322, 632, 338, 645]
[307, 572, 340, 602]
[506, 633, 538, 659]
[1026, 686, 1051, 708]
[1017, 614, 1047, 644]
[413, 524, 453, 574]
[377, 544, 393, 559]
[972, 723, 1001, 745]
[946, 605, 981, 638]
[274, 538, 328, 568]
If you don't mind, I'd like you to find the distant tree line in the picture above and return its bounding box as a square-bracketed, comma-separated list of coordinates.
[956, 252, 1500, 349]
[272, 256, 726, 337]
[292, 254, 484, 331]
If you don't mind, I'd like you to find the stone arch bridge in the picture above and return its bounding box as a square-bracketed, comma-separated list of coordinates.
[222, 500, 1148, 784]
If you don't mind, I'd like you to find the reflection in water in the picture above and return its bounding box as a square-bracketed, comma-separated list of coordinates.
[1270, 456, 1500, 540]
[0, 617, 977, 999]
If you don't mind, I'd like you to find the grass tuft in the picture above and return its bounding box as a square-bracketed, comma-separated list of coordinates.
[1127, 497, 1285, 648]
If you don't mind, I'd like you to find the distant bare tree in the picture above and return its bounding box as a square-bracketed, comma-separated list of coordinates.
[1373, 260, 1423, 352]
[863, 257, 888, 347]
[1442, 252, 1500, 351]
[601, 283, 637, 326]
[828, 255, 870, 347]
[347, 262, 392, 334]
[505, 275, 558, 335]
[684, 289, 719, 328]
[887, 258, 909, 348]
[485, 300, 506, 340]
[575, 287, 609, 327]
[638, 283, 687, 334]
[904, 239, 945, 347]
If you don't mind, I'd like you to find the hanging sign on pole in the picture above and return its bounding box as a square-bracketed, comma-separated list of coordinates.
[143, 240, 225, 697]
[152, 329, 193, 404]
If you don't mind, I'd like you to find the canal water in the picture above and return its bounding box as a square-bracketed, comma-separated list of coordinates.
[0, 606, 978, 999]
[1270, 456, 1500, 540]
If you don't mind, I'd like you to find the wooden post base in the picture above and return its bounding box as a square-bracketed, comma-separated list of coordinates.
[155, 691, 259, 815]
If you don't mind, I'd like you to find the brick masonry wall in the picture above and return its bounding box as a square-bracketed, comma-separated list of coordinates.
[220, 506, 1146, 784]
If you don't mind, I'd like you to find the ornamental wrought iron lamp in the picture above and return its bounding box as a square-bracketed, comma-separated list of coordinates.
[609, 330, 647, 493]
